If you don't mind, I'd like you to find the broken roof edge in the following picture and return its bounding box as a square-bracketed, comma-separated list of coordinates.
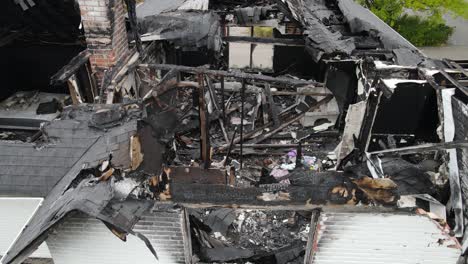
[1, 203, 157, 264]
[337, 0, 425, 57]
[177, 202, 412, 213]
[0, 104, 149, 264]
[0, 210, 77, 264]
[0, 133, 102, 264]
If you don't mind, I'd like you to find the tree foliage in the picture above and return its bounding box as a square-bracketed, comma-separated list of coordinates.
[395, 15, 454, 46]
[402, 0, 468, 20]
[365, 0, 403, 26]
[360, 0, 468, 46]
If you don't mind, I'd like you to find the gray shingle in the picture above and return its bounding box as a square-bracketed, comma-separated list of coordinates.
[0, 111, 103, 197]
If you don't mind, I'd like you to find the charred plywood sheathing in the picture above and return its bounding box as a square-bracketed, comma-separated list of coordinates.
[274, 0, 355, 62]
[49, 50, 97, 104]
[138, 11, 222, 52]
[273, 0, 428, 65]
[337, 0, 419, 53]
[169, 169, 402, 207]
[0, 102, 180, 264]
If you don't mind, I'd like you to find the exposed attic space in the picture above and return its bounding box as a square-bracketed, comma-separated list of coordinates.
[0, 0, 85, 98]
[0, 0, 95, 142]
[136, 0, 320, 79]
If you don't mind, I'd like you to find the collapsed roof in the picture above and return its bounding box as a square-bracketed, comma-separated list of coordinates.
[1, 0, 468, 263]
[139, 11, 222, 51]
[274, 0, 425, 64]
[1, 103, 171, 264]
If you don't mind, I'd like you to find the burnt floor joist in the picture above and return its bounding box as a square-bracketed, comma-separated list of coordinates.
[223, 36, 305, 47]
[50, 49, 91, 85]
[138, 64, 324, 88]
[369, 140, 468, 156]
[439, 68, 468, 96]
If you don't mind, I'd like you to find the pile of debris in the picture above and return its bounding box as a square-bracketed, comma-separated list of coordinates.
[189, 208, 310, 263]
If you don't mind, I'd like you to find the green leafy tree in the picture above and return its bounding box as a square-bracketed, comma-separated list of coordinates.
[364, 0, 404, 26]
[396, 15, 454, 46]
[401, 0, 468, 21]
[360, 0, 468, 46]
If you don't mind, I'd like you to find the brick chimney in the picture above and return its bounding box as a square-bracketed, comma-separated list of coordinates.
[77, 0, 130, 85]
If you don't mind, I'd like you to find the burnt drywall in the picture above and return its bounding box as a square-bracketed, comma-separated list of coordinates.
[0, 42, 83, 101]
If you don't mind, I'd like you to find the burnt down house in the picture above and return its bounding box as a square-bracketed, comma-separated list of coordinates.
[0, 0, 467, 263]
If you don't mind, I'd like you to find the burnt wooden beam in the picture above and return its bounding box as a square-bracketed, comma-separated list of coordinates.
[261, 91, 269, 125]
[249, 26, 254, 68]
[124, 0, 142, 53]
[205, 76, 229, 144]
[198, 74, 211, 169]
[159, 81, 331, 96]
[67, 76, 83, 105]
[234, 143, 302, 149]
[304, 209, 321, 264]
[357, 90, 382, 153]
[226, 150, 330, 156]
[220, 77, 226, 124]
[444, 59, 468, 79]
[139, 64, 323, 87]
[240, 79, 246, 169]
[264, 83, 280, 127]
[50, 50, 91, 85]
[223, 36, 305, 46]
[104, 52, 141, 103]
[112, 52, 141, 86]
[296, 141, 303, 168]
[143, 69, 179, 100]
[250, 92, 262, 131]
[453, 60, 468, 69]
[210, 81, 329, 95]
[247, 95, 334, 144]
[0, 30, 24, 48]
[438, 67, 468, 97]
[171, 170, 399, 207]
[224, 128, 238, 167]
[217, 108, 298, 151]
[272, 91, 331, 96]
[369, 140, 468, 156]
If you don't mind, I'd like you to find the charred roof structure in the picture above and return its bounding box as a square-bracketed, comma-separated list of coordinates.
[0, 0, 468, 264]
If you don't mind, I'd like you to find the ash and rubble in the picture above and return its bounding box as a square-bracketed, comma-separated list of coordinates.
[0, 0, 468, 264]
[189, 209, 311, 263]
